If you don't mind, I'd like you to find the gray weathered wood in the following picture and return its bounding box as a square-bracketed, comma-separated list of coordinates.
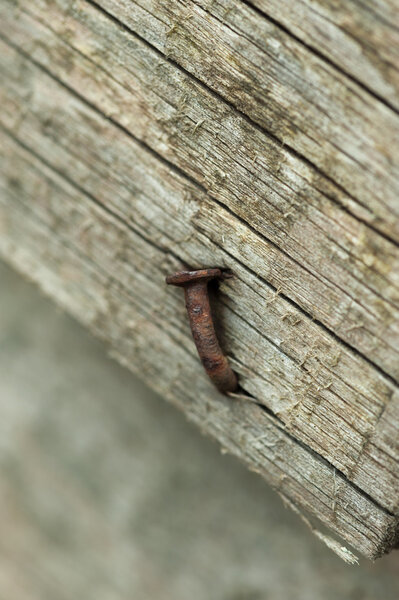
[0, 0, 398, 559]
[248, 0, 399, 110]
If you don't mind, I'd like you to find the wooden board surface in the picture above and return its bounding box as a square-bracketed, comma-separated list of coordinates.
[248, 0, 399, 110]
[0, 0, 398, 559]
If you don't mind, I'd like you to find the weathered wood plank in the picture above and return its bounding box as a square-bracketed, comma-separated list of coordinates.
[1, 43, 399, 554]
[0, 130, 398, 560]
[0, 0, 398, 559]
[2, 42, 399, 512]
[1, 1, 399, 384]
[247, 0, 399, 110]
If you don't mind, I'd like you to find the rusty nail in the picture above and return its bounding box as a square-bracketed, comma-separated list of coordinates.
[166, 268, 238, 394]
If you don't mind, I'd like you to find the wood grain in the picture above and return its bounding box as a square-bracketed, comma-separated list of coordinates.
[248, 0, 399, 110]
[0, 0, 398, 559]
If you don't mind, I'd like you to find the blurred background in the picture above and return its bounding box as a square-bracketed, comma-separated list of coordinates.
[0, 258, 398, 600]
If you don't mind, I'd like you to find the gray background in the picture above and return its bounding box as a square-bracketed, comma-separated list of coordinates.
[0, 259, 398, 600]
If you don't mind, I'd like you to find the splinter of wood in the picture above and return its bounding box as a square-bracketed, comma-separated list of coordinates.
[166, 268, 238, 394]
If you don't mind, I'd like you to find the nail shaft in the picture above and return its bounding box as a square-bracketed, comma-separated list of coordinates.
[166, 268, 238, 394]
